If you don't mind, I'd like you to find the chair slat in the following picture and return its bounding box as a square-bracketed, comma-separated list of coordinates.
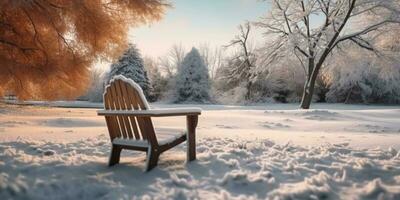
[134, 89, 148, 110]
[128, 88, 146, 140]
[123, 82, 142, 139]
[107, 84, 123, 138]
[110, 81, 128, 139]
[104, 88, 120, 139]
[106, 87, 122, 138]
[132, 90, 148, 140]
[117, 81, 134, 139]
[141, 117, 157, 145]
[132, 90, 158, 144]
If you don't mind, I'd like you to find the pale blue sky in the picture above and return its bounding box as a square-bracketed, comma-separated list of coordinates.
[129, 0, 269, 57]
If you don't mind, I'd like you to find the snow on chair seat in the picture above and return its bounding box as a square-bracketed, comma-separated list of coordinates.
[97, 75, 201, 171]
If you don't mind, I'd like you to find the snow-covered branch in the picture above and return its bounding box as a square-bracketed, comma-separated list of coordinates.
[333, 20, 400, 50]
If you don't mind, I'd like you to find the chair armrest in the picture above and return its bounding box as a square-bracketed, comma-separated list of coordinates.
[97, 108, 201, 117]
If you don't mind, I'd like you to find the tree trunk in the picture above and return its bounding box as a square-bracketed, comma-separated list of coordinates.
[300, 58, 316, 109]
[300, 72, 318, 109]
[245, 81, 252, 101]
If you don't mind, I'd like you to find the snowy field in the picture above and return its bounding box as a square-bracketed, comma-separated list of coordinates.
[1, 102, 400, 199]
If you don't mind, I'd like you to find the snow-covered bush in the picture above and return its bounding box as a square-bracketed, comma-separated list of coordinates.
[267, 64, 306, 103]
[214, 83, 250, 104]
[325, 48, 400, 104]
[213, 53, 306, 104]
[326, 63, 373, 103]
[106, 44, 153, 100]
[251, 54, 307, 103]
[174, 47, 211, 103]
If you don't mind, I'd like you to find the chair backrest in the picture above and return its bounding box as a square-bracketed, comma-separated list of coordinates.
[103, 75, 157, 145]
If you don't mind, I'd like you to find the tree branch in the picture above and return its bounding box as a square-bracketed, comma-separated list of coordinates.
[332, 20, 399, 49]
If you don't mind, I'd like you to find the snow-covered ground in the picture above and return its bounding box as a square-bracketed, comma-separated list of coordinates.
[1, 102, 400, 199]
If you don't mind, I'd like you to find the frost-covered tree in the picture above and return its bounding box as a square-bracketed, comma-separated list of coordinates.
[213, 58, 248, 104]
[144, 56, 168, 101]
[157, 44, 187, 101]
[107, 44, 152, 100]
[225, 22, 256, 100]
[175, 48, 210, 103]
[257, 0, 400, 109]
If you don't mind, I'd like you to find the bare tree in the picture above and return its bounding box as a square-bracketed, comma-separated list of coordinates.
[257, 0, 400, 109]
[156, 43, 187, 100]
[225, 22, 256, 100]
[158, 44, 186, 78]
[198, 43, 224, 80]
[82, 67, 106, 102]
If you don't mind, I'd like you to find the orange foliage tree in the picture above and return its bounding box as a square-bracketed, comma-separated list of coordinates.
[0, 0, 168, 100]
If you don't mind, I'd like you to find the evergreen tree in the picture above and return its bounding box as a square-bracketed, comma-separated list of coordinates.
[175, 47, 210, 103]
[107, 44, 153, 100]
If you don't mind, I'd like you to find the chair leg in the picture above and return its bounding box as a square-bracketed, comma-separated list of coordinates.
[145, 148, 159, 172]
[109, 145, 122, 166]
[187, 115, 198, 161]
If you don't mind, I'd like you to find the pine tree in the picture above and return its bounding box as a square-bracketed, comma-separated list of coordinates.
[107, 44, 153, 100]
[175, 47, 210, 103]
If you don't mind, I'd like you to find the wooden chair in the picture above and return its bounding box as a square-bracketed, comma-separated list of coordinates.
[97, 75, 201, 171]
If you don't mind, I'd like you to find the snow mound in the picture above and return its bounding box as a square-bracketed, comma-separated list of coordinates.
[0, 121, 29, 127]
[259, 121, 290, 129]
[40, 118, 104, 127]
[344, 124, 399, 134]
[1, 136, 400, 199]
[300, 110, 339, 121]
[216, 124, 239, 129]
[301, 109, 338, 116]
